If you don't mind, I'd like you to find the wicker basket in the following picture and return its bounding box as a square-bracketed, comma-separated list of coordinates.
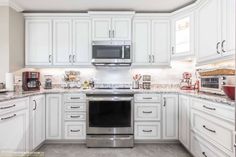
[199, 69, 235, 76]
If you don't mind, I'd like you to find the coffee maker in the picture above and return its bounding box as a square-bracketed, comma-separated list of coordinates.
[22, 72, 41, 91]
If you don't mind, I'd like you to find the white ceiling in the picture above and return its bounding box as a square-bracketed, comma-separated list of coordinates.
[11, 0, 196, 12]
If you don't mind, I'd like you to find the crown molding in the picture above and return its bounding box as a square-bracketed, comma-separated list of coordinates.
[0, 0, 24, 12]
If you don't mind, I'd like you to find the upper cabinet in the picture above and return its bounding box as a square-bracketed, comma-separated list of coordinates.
[171, 12, 194, 59]
[133, 17, 170, 67]
[90, 12, 134, 41]
[196, 0, 235, 65]
[25, 19, 53, 66]
[25, 14, 92, 67]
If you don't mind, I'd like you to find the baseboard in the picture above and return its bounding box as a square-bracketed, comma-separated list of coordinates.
[134, 140, 180, 144]
[44, 139, 86, 144]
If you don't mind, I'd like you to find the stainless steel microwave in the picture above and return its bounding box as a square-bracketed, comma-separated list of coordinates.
[91, 41, 131, 66]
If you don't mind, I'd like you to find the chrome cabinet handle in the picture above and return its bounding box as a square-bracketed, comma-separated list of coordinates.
[1, 114, 16, 120]
[221, 40, 226, 53]
[216, 42, 221, 54]
[33, 100, 37, 111]
[142, 130, 152, 133]
[0, 104, 16, 110]
[70, 129, 80, 132]
[202, 152, 207, 157]
[70, 106, 80, 109]
[148, 55, 151, 63]
[163, 97, 166, 107]
[112, 30, 115, 38]
[143, 97, 152, 100]
[142, 111, 152, 114]
[69, 55, 72, 63]
[203, 105, 216, 111]
[70, 115, 81, 118]
[203, 125, 216, 133]
[152, 55, 155, 63]
[73, 55, 76, 63]
[172, 47, 175, 55]
[70, 97, 81, 100]
[49, 55, 52, 63]
[109, 30, 111, 38]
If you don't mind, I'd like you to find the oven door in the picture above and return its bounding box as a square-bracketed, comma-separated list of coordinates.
[87, 96, 133, 135]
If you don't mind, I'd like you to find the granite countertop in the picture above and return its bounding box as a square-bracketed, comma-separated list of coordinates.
[0, 88, 235, 106]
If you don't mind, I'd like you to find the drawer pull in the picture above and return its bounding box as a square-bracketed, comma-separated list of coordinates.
[70, 129, 80, 132]
[203, 105, 216, 111]
[70, 106, 80, 109]
[0, 104, 16, 110]
[202, 152, 207, 157]
[143, 97, 152, 100]
[142, 130, 152, 133]
[70, 115, 81, 118]
[70, 97, 81, 100]
[142, 111, 152, 114]
[1, 114, 16, 120]
[203, 125, 216, 133]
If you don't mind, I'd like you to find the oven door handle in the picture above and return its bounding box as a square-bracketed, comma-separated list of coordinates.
[87, 97, 133, 101]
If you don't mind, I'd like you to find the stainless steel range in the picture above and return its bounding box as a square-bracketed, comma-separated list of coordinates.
[86, 89, 134, 148]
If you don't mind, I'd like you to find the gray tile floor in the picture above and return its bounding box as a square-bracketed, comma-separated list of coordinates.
[38, 144, 193, 157]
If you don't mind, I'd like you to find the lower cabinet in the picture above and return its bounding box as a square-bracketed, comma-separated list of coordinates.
[134, 122, 161, 140]
[46, 94, 62, 140]
[30, 95, 46, 150]
[162, 94, 178, 140]
[64, 122, 86, 139]
[179, 95, 190, 150]
[0, 98, 29, 152]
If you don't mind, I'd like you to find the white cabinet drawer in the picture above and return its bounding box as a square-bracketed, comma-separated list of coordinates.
[191, 133, 231, 157]
[64, 103, 85, 112]
[135, 103, 161, 121]
[64, 122, 86, 139]
[64, 94, 86, 102]
[0, 98, 29, 115]
[191, 109, 234, 152]
[191, 98, 234, 122]
[134, 94, 161, 102]
[64, 112, 86, 121]
[134, 122, 161, 140]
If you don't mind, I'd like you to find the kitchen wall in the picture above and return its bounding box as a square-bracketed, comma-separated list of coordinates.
[0, 6, 24, 82]
[14, 60, 197, 85]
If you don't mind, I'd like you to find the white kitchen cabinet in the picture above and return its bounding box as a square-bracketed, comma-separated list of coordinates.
[92, 16, 132, 41]
[152, 20, 170, 65]
[196, 0, 235, 65]
[135, 122, 161, 140]
[133, 19, 170, 66]
[25, 19, 53, 66]
[92, 18, 111, 41]
[0, 98, 29, 152]
[64, 122, 86, 140]
[162, 94, 178, 140]
[30, 95, 46, 150]
[171, 12, 194, 59]
[53, 19, 72, 65]
[178, 95, 190, 150]
[46, 94, 62, 140]
[73, 19, 92, 65]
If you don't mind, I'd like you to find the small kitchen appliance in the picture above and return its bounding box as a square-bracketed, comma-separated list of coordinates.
[180, 72, 193, 90]
[44, 75, 53, 89]
[92, 41, 131, 66]
[22, 72, 41, 91]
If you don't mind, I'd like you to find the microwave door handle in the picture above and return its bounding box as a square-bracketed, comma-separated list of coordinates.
[122, 46, 125, 58]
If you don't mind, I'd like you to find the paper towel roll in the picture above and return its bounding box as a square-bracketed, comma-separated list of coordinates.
[5, 73, 14, 91]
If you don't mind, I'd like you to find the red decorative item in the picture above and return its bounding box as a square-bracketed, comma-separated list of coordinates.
[222, 85, 235, 100]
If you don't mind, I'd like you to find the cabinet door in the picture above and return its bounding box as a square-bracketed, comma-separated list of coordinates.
[171, 13, 194, 58]
[133, 20, 151, 65]
[179, 95, 190, 150]
[53, 20, 72, 65]
[152, 20, 170, 66]
[30, 95, 45, 150]
[92, 18, 111, 41]
[25, 19, 52, 65]
[0, 110, 29, 152]
[46, 94, 62, 140]
[162, 94, 178, 139]
[112, 18, 131, 40]
[196, 0, 222, 63]
[221, 0, 235, 57]
[72, 19, 92, 65]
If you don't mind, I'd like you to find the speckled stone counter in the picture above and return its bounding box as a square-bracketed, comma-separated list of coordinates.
[0, 88, 235, 106]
